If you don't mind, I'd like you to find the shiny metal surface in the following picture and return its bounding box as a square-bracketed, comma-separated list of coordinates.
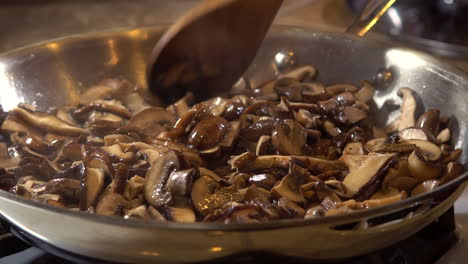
[1, 25, 468, 263]
[346, 0, 397, 36]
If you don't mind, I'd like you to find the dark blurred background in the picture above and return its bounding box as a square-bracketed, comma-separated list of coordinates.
[0, 0, 351, 53]
[0, 0, 467, 68]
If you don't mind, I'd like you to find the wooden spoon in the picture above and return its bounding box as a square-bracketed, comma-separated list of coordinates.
[146, 0, 283, 104]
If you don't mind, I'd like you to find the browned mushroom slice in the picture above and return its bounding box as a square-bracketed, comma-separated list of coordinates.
[240, 118, 278, 141]
[242, 185, 271, 203]
[73, 100, 132, 122]
[280, 65, 317, 81]
[271, 120, 307, 156]
[144, 151, 180, 208]
[44, 178, 82, 202]
[4, 108, 88, 136]
[326, 191, 406, 216]
[354, 81, 374, 103]
[397, 88, 417, 131]
[191, 174, 241, 215]
[273, 78, 304, 102]
[336, 106, 367, 125]
[34, 193, 65, 207]
[148, 206, 167, 221]
[164, 206, 196, 223]
[343, 142, 365, 155]
[166, 93, 193, 118]
[218, 121, 240, 148]
[0, 168, 16, 191]
[364, 138, 416, 153]
[440, 161, 464, 184]
[411, 180, 439, 196]
[323, 120, 341, 137]
[124, 205, 151, 220]
[12, 176, 47, 199]
[404, 140, 442, 181]
[87, 112, 123, 138]
[128, 107, 176, 138]
[436, 128, 450, 144]
[79, 79, 132, 105]
[295, 109, 319, 129]
[381, 160, 419, 192]
[123, 175, 145, 200]
[326, 84, 359, 96]
[101, 144, 136, 163]
[271, 161, 309, 203]
[398, 127, 435, 142]
[95, 193, 128, 216]
[341, 153, 397, 200]
[158, 104, 206, 141]
[255, 135, 274, 156]
[103, 134, 136, 146]
[229, 152, 346, 173]
[187, 116, 231, 150]
[302, 82, 329, 103]
[165, 168, 198, 205]
[416, 109, 440, 136]
[277, 197, 306, 218]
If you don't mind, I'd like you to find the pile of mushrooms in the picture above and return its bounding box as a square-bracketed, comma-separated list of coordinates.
[0, 68, 463, 223]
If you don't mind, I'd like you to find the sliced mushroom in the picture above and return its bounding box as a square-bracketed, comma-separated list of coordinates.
[280, 65, 317, 81]
[416, 109, 440, 136]
[166, 93, 193, 118]
[44, 178, 81, 202]
[397, 88, 416, 131]
[436, 128, 451, 144]
[341, 154, 397, 200]
[326, 84, 358, 95]
[187, 116, 231, 150]
[229, 152, 346, 173]
[73, 100, 132, 122]
[354, 81, 374, 103]
[219, 121, 240, 148]
[191, 175, 241, 215]
[242, 185, 271, 203]
[5, 107, 88, 136]
[405, 140, 442, 181]
[165, 207, 196, 223]
[256, 135, 273, 156]
[343, 142, 365, 155]
[302, 82, 328, 103]
[124, 205, 151, 220]
[271, 120, 307, 155]
[128, 107, 176, 138]
[34, 193, 65, 207]
[95, 193, 128, 216]
[326, 191, 406, 216]
[411, 180, 439, 196]
[271, 161, 309, 203]
[144, 151, 180, 207]
[398, 127, 434, 142]
[123, 175, 145, 200]
[440, 161, 464, 184]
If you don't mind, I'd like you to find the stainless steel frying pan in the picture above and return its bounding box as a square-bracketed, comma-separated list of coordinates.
[0, 25, 468, 264]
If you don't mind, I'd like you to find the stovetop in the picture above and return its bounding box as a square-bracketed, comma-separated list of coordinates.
[0, 205, 460, 264]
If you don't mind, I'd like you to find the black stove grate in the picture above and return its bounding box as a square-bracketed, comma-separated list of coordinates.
[0, 207, 458, 264]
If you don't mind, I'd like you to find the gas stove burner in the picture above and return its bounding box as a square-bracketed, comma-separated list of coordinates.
[0, 207, 459, 264]
[348, 0, 468, 59]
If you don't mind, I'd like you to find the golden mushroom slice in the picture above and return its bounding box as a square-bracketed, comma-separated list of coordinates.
[341, 153, 397, 200]
[403, 139, 443, 181]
